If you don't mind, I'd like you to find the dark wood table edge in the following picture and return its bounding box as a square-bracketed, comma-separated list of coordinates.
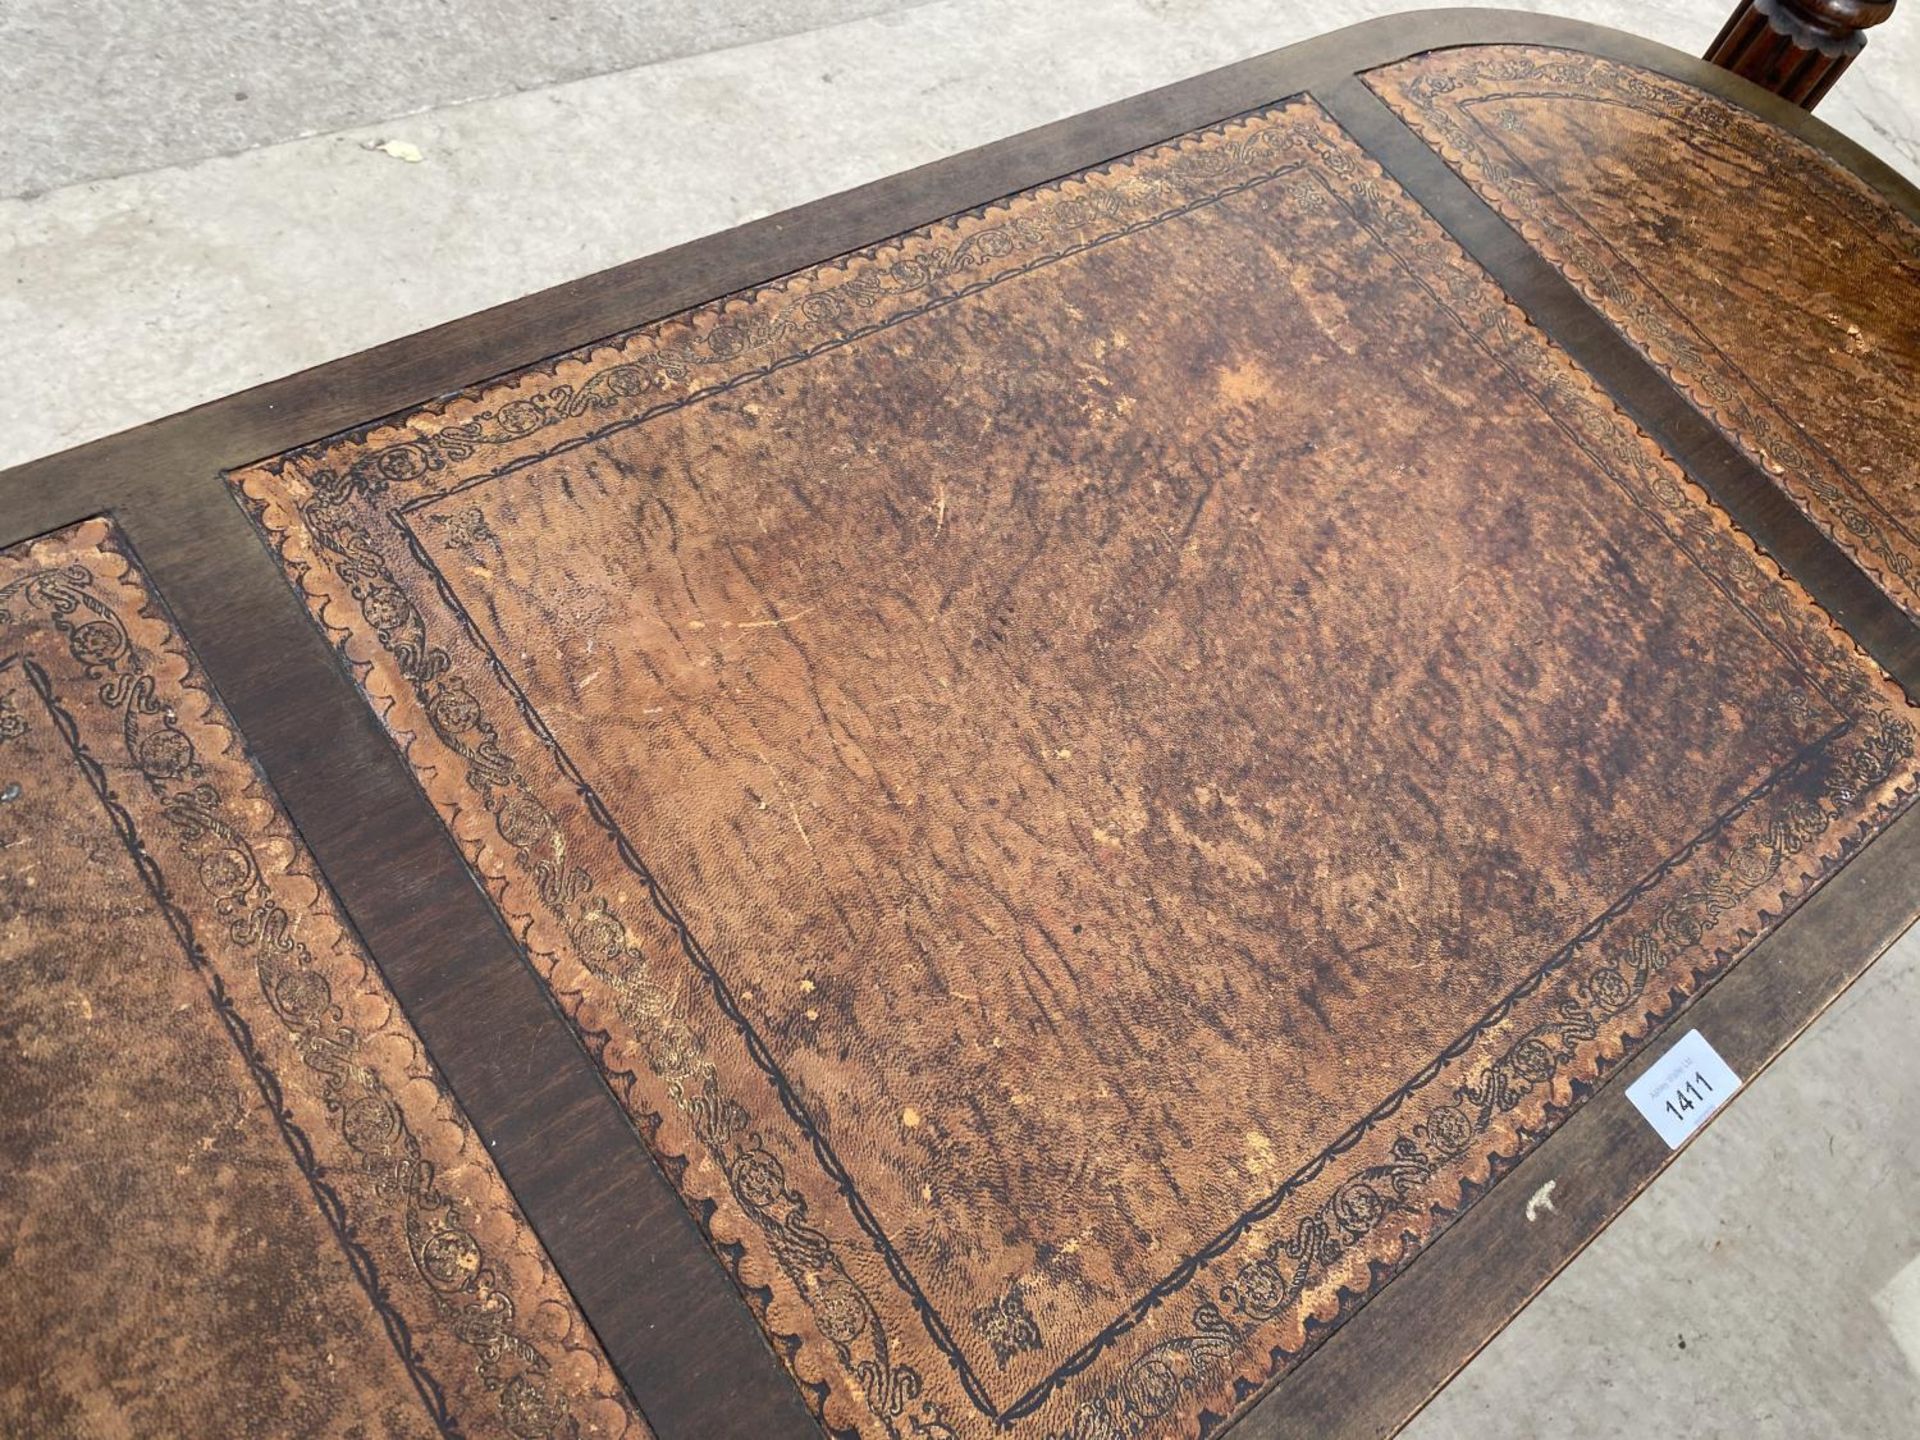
[1319, 67, 1920, 697]
[4, 11, 1917, 1440]
[5, 10, 1916, 509]
[1227, 803, 1920, 1440]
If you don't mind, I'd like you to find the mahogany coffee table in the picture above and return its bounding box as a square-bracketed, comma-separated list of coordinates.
[3, 11, 1916, 1439]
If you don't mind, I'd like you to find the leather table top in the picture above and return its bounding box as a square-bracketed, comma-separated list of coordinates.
[230, 81, 1920, 1440]
[4, 25, 1919, 1440]
[0, 521, 645, 1439]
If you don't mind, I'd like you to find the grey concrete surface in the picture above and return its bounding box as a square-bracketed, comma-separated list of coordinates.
[0, 0, 931, 196]
[1408, 927, 1920, 1440]
[4, 5, 1919, 1436]
[3, 2, 1916, 473]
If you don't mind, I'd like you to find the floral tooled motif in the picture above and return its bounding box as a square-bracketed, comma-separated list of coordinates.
[972, 1284, 1043, 1369]
[300, 464, 959, 1436]
[287, 122, 1324, 506]
[1371, 47, 1920, 618]
[247, 108, 1370, 1440]
[1058, 707, 1907, 1440]
[231, 97, 1919, 1440]
[0, 542, 629, 1439]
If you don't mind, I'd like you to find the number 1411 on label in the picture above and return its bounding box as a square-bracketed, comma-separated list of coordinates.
[1663, 1070, 1717, 1123]
[1625, 1029, 1742, 1149]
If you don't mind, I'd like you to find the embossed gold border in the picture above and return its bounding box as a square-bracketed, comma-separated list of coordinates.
[1369, 45, 1920, 622]
[231, 101, 1919, 1439]
[0, 518, 643, 1440]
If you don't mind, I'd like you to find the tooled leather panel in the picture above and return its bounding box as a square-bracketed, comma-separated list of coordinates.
[0, 519, 644, 1439]
[1370, 45, 1920, 620]
[232, 100, 1918, 1439]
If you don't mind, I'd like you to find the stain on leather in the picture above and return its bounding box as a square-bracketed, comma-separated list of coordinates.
[0, 520, 644, 1439]
[1371, 45, 1920, 619]
[233, 100, 1919, 1439]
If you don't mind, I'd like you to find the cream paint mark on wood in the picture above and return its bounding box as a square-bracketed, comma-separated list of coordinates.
[1525, 1179, 1557, 1222]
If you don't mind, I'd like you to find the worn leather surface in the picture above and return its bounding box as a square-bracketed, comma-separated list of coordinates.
[235, 100, 1919, 1440]
[1371, 45, 1920, 620]
[0, 520, 643, 1439]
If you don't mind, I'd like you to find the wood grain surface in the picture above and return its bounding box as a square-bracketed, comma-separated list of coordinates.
[232, 96, 1920, 1440]
[0, 520, 644, 1440]
[1372, 47, 1920, 622]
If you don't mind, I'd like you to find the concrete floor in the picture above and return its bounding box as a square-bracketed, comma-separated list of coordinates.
[4, 4, 1918, 1436]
